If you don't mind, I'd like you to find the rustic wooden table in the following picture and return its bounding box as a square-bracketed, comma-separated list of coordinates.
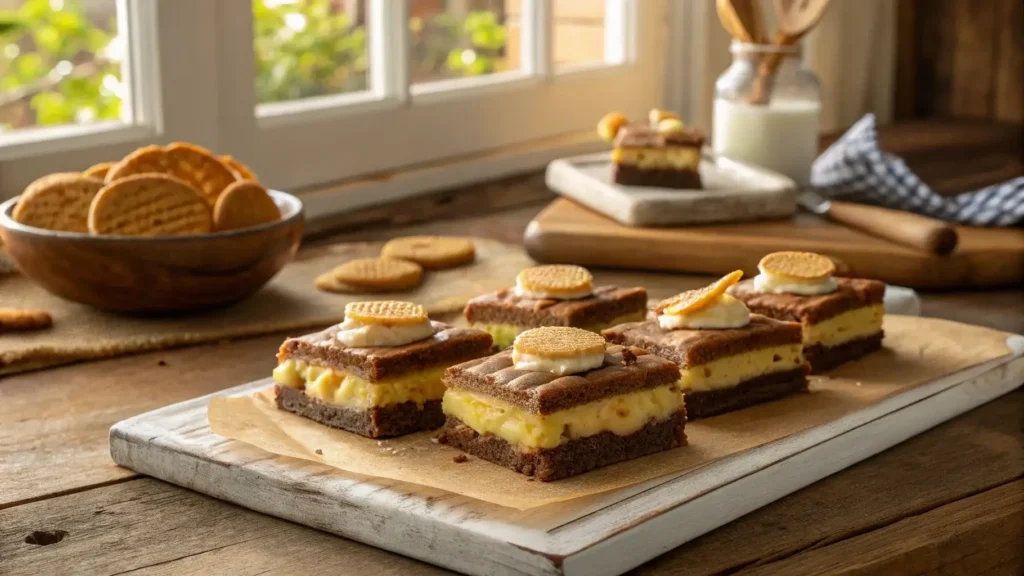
[2, 121, 1022, 575]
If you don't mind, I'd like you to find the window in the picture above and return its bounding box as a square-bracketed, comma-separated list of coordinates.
[1, 0, 669, 214]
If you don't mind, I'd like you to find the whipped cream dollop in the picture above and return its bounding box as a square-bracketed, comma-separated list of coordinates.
[513, 278, 593, 300]
[334, 317, 435, 347]
[753, 266, 838, 295]
[658, 293, 750, 330]
[511, 349, 604, 376]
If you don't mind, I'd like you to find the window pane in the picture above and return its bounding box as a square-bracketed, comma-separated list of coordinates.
[253, 0, 369, 104]
[552, 0, 606, 68]
[409, 0, 516, 84]
[0, 0, 125, 134]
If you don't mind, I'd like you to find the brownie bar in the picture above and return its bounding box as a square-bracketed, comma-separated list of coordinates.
[804, 332, 884, 373]
[278, 321, 493, 382]
[684, 368, 808, 419]
[275, 385, 444, 438]
[445, 345, 680, 414]
[730, 278, 885, 325]
[463, 285, 648, 329]
[613, 164, 702, 189]
[439, 411, 686, 481]
[602, 315, 802, 368]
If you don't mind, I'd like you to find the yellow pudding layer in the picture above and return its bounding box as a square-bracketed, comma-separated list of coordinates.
[273, 359, 446, 410]
[473, 311, 647, 350]
[442, 385, 683, 450]
[680, 344, 804, 393]
[612, 146, 700, 170]
[805, 305, 884, 347]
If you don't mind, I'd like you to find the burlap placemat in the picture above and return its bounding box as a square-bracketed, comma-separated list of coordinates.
[0, 238, 533, 376]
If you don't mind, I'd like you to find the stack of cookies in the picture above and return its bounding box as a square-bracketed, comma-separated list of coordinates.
[315, 235, 476, 294]
[12, 143, 281, 237]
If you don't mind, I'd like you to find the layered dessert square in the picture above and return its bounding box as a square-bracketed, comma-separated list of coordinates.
[463, 264, 647, 350]
[598, 109, 705, 189]
[604, 271, 809, 419]
[273, 301, 492, 438]
[729, 251, 885, 373]
[440, 327, 686, 481]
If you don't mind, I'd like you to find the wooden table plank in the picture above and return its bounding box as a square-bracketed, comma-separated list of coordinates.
[0, 332, 287, 509]
[630, 389, 1024, 575]
[0, 478, 450, 576]
[734, 480, 1024, 576]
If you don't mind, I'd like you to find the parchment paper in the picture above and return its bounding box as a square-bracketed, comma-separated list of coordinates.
[208, 315, 1015, 510]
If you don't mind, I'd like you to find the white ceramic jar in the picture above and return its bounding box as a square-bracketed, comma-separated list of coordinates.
[713, 41, 821, 186]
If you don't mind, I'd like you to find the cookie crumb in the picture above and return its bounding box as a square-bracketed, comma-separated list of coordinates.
[315, 449, 323, 455]
[452, 454, 469, 463]
[157, 360, 167, 367]
[433, 432, 448, 444]
[621, 349, 637, 366]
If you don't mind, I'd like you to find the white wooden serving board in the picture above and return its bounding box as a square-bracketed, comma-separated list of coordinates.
[109, 336, 1023, 576]
[545, 152, 797, 227]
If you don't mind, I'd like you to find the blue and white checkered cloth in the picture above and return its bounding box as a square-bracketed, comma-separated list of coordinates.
[811, 114, 1024, 227]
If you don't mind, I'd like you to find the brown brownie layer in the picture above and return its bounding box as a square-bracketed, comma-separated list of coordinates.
[444, 345, 680, 414]
[463, 285, 647, 328]
[613, 164, 703, 189]
[439, 411, 687, 481]
[275, 385, 444, 438]
[729, 278, 886, 325]
[277, 321, 493, 382]
[602, 315, 802, 368]
[804, 332, 884, 374]
[615, 124, 706, 148]
[684, 368, 808, 420]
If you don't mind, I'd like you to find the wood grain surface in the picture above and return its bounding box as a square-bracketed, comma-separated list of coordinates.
[524, 198, 1024, 289]
[1, 122, 1022, 576]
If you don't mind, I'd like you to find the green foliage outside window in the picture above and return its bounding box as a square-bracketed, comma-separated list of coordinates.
[0, 0, 509, 132]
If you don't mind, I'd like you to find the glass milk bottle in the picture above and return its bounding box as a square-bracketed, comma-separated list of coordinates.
[713, 41, 821, 186]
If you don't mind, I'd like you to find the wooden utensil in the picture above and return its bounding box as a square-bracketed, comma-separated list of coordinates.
[797, 189, 959, 255]
[749, 0, 831, 105]
[716, 0, 765, 43]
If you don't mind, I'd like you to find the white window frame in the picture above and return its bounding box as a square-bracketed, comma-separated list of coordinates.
[0, 0, 672, 214]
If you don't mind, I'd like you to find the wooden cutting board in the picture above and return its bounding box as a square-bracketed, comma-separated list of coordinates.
[524, 199, 1024, 289]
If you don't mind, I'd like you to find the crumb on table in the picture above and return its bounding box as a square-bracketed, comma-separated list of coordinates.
[452, 454, 469, 463]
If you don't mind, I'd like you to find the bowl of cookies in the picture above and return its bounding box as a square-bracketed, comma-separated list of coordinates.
[0, 143, 304, 314]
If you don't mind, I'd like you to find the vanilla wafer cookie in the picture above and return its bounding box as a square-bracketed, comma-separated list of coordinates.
[105, 145, 167, 182]
[12, 173, 106, 232]
[107, 143, 238, 205]
[315, 258, 423, 293]
[513, 326, 606, 358]
[381, 236, 475, 269]
[345, 301, 428, 326]
[655, 270, 744, 316]
[516, 265, 593, 297]
[222, 155, 258, 181]
[88, 174, 212, 236]
[213, 180, 280, 231]
[164, 143, 238, 205]
[0, 308, 53, 333]
[758, 251, 836, 280]
[84, 161, 115, 180]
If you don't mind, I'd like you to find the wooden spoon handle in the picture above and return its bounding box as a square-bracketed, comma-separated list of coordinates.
[747, 31, 796, 105]
[826, 200, 959, 255]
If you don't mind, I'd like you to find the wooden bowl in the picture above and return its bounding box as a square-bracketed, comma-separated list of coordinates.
[0, 191, 304, 314]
